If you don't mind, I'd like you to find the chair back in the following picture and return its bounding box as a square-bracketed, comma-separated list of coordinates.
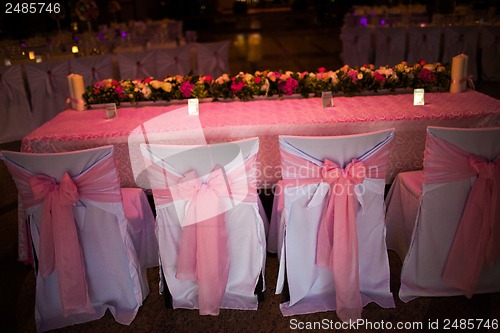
[24, 59, 70, 127]
[0, 64, 34, 143]
[0, 146, 150, 332]
[117, 50, 157, 79]
[374, 27, 406, 67]
[442, 26, 479, 80]
[70, 54, 113, 85]
[196, 41, 230, 77]
[397, 126, 500, 301]
[274, 129, 395, 321]
[140, 137, 267, 316]
[156, 45, 193, 77]
[340, 26, 373, 67]
[407, 26, 442, 64]
[480, 26, 500, 81]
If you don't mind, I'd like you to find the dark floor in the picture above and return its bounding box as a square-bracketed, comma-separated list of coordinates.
[2, 8, 500, 333]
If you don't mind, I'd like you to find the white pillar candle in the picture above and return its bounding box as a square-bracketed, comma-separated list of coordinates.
[450, 54, 465, 93]
[67, 74, 86, 111]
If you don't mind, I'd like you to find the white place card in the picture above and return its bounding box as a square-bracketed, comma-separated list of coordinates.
[413, 89, 425, 106]
[188, 98, 199, 115]
[322, 91, 333, 108]
[105, 103, 117, 119]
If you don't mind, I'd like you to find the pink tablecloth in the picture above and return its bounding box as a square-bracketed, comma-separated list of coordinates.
[22, 90, 500, 189]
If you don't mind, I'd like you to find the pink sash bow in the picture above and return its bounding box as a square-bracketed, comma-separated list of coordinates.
[149, 156, 258, 315]
[3, 153, 122, 316]
[30, 173, 94, 316]
[424, 134, 500, 297]
[278, 143, 390, 322]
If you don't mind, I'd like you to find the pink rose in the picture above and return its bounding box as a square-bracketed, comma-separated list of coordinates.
[230, 80, 246, 93]
[348, 69, 359, 82]
[255, 76, 261, 84]
[180, 81, 194, 98]
[374, 72, 386, 82]
[279, 77, 298, 95]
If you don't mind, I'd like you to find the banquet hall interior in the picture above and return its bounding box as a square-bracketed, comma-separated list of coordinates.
[1, 1, 500, 332]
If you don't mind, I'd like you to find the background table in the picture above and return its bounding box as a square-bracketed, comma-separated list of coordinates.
[22, 90, 500, 189]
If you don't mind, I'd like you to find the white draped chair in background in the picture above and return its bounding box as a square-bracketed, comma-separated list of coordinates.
[156, 45, 193, 77]
[196, 41, 230, 78]
[117, 50, 157, 79]
[340, 26, 373, 67]
[0, 146, 158, 332]
[407, 26, 442, 64]
[480, 25, 500, 81]
[442, 26, 479, 81]
[0, 64, 34, 143]
[386, 126, 500, 302]
[272, 129, 395, 321]
[141, 138, 267, 316]
[69, 54, 114, 86]
[374, 27, 407, 67]
[23, 60, 70, 128]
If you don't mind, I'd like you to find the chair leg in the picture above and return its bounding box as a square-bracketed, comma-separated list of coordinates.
[160, 265, 173, 309]
[254, 272, 265, 302]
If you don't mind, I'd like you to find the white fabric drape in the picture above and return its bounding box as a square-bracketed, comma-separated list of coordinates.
[340, 26, 373, 67]
[196, 41, 230, 77]
[0, 64, 34, 143]
[24, 60, 70, 127]
[141, 138, 267, 313]
[117, 50, 157, 79]
[274, 130, 395, 317]
[69, 54, 113, 86]
[407, 26, 442, 64]
[385, 126, 500, 302]
[480, 26, 500, 81]
[0, 146, 156, 332]
[374, 27, 407, 67]
[442, 26, 479, 81]
[156, 46, 193, 77]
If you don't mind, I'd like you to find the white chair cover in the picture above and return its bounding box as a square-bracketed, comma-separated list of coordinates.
[407, 26, 442, 64]
[273, 129, 395, 319]
[0, 146, 157, 332]
[196, 41, 230, 77]
[141, 138, 267, 315]
[156, 45, 192, 77]
[442, 26, 479, 81]
[340, 26, 373, 67]
[166, 20, 183, 41]
[480, 26, 500, 81]
[374, 27, 407, 67]
[69, 54, 113, 86]
[23, 60, 70, 127]
[117, 50, 157, 79]
[385, 126, 500, 302]
[0, 64, 34, 143]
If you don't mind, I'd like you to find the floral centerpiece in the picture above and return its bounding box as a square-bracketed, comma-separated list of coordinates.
[83, 61, 452, 107]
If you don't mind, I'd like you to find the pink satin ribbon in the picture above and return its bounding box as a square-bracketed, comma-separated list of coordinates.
[3, 153, 122, 316]
[424, 134, 500, 297]
[277, 142, 391, 322]
[30, 173, 94, 316]
[148, 155, 258, 315]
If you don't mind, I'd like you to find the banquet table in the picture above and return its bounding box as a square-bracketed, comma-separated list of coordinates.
[22, 90, 500, 190]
